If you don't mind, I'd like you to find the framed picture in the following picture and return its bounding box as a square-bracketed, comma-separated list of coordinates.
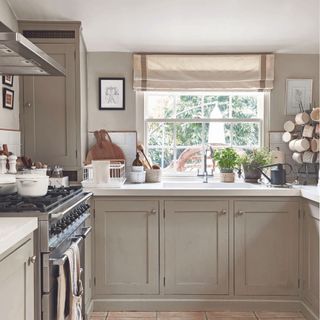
[286, 79, 313, 115]
[2, 75, 14, 87]
[99, 77, 125, 110]
[2, 88, 14, 109]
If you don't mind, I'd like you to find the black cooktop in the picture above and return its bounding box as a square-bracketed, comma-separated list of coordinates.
[0, 186, 82, 212]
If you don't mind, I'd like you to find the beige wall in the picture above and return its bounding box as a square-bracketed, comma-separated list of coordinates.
[87, 52, 136, 132]
[0, 0, 20, 131]
[87, 52, 319, 139]
[270, 54, 319, 132]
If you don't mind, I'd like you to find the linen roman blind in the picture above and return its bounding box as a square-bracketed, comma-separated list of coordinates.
[133, 53, 274, 91]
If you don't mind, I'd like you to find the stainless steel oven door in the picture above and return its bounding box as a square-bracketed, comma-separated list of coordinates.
[42, 222, 92, 320]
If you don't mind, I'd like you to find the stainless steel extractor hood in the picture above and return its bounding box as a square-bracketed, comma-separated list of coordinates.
[0, 22, 65, 76]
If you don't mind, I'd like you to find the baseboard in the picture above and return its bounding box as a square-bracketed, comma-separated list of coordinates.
[300, 301, 319, 320]
[92, 298, 301, 312]
[85, 299, 94, 319]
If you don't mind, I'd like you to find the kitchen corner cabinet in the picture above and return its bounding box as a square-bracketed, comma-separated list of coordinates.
[164, 200, 229, 294]
[302, 200, 319, 317]
[234, 200, 299, 296]
[94, 199, 159, 295]
[0, 236, 34, 320]
[19, 21, 87, 180]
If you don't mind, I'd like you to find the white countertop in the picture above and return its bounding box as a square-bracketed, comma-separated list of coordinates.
[0, 218, 38, 256]
[84, 181, 319, 203]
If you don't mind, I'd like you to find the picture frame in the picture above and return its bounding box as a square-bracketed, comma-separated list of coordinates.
[2, 75, 14, 87]
[2, 88, 14, 110]
[99, 77, 125, 110]
[286, 79, 313, 115]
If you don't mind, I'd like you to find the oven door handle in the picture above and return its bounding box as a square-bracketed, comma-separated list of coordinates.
[81, 226, 92, 239]
[50, 236, 84, 265]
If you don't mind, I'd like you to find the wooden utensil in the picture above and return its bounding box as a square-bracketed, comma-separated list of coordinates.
[137, 144, 152, 169]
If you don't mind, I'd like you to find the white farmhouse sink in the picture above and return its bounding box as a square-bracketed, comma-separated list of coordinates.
[162, 181, 261, 189]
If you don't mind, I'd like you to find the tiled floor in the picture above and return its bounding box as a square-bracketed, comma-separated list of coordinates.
[88, 311, 306, 320]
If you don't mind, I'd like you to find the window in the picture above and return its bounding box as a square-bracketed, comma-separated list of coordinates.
[144, 92, 265, 174]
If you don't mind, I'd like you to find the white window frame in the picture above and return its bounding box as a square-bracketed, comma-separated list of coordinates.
[141, 91, 268, 175]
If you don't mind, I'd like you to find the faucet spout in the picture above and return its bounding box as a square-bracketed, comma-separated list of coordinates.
[197, 145, 214, 183]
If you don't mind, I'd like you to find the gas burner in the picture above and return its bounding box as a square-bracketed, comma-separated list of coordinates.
[0, 186, 82, 212]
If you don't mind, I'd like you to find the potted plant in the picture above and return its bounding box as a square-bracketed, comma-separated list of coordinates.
[239, 148, 271, 183]
[213, 147, 240, 182]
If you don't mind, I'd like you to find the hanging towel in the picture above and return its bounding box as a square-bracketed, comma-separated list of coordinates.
[65, 242, 83, 320]
[57, 263, 66, 320]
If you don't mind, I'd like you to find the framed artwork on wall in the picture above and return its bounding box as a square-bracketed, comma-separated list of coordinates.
[99, 77, 125, 110]
[2, 75, 14, 87]
[286, 79, 313, 115]
[2, 88, 14, 110]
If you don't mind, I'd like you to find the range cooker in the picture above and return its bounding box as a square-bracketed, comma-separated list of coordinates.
[0, 186, 92, 320]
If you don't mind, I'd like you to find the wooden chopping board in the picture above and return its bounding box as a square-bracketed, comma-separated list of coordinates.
[85, 129, 125, 164]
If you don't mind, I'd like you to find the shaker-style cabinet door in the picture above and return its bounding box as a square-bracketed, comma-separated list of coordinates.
[234, 200, 299, 296]
[302, 200, 319, 317]
[164, 200, 229, 295]
[22, 43, 77, 169]
[94, 199, 159, 295]
[0, 238, 34, 320]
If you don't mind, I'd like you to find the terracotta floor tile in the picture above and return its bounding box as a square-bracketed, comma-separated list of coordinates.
[108, 312, 156, 318]
[255, 312, 303, 319]
[206, 311, 256, 319]
[158, 312, 206, 320]
[90, 312, 109, 317]
[89, 317, 107, 320]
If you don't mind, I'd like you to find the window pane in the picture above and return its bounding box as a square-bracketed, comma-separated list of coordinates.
[149, 148, 173, 169]
[232, 95, 258, 119]
[176, 123, 202, 146]
[204, 95, 229, 118]
[176, 95, 202, 119]
[147, 122, 163, 146]
[232, 123, 259, 146]
[203, 122, 231, 145]
[146, 95, 174, 118]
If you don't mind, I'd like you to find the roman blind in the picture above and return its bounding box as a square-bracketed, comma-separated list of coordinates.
[133, 53, 274, 91]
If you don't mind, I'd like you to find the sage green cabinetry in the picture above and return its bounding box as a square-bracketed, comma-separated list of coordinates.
[164, 200, 229, 294]
[0, 236, 34, 320]
[94, 199, 159, 295]
[19, 21, 87, 180]
[234, 200, 300, 296]
[302, 200, 319, 318]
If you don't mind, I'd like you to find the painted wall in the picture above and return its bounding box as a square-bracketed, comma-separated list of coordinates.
[0, 0, 20, 155]
[270, 54, 319, 132]
[87, 52, 319, 141]
[87, 52, 136, 132]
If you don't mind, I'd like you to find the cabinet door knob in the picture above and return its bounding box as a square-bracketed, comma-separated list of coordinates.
[29, 256, 36, 264]
[237, 210, 245, 216]
[25, 102, 32, 108]
[219, 210, 227, 215]
[150, 209, 157, 214]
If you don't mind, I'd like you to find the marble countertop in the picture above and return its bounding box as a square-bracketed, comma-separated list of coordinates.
[84, 181, 319, 203]
[0, 218, 38, 256]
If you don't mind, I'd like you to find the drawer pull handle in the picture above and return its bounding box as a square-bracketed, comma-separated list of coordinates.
[237, 210, 245, 216]
[29, 256, 36, 264]
[219, 210, 227, 215]
[150, 209, 157, 214]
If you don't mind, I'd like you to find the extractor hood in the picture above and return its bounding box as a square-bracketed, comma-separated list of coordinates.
[0, 22, 65, 76]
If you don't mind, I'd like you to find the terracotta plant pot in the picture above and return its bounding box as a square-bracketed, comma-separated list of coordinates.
[243, 164, 262, 183]
[219, 169, 235, 183]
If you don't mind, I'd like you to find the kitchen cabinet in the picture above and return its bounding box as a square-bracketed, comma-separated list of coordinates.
[234, 200, 300, 296]
[19, 21, 87, 180]
[164, 200, 229, 294]
[0, 236, 34, 320]
[94, 199, 159, 295]
[302, 200, 319, 317]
